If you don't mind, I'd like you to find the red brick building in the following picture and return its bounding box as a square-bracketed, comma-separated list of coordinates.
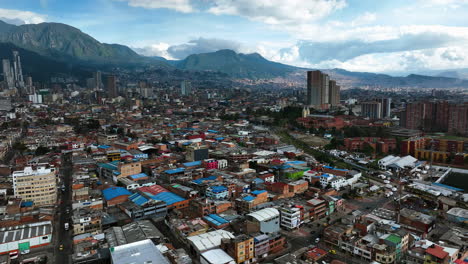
[344, 137, 397, 153]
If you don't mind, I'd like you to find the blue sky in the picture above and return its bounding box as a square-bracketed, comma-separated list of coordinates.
[1, 0, 468, 74]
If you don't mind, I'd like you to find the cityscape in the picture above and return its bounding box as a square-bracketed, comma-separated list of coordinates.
[0, 1, 467, 264]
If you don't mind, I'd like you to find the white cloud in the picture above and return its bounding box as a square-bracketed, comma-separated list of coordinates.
[0, 8, 46, 24]
[207, 0, 346, 25]
[115, 0, 194, 13]
[132, 42, 174, 59]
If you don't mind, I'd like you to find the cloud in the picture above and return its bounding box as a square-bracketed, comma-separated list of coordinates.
[0, 8, 46, 24]
[207, 0, 346, 25]
[440, 48, 464, 61]
[297, 32, 460, 63]
[132, 42, 173, 58]
[167, 37, 246, 59]
[115, 0, 194, 13]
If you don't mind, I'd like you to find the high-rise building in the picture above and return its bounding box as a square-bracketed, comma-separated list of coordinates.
[106, 75, 117, 98]
[12, 165, 57, 206]
[181, 80, 191, 96]
[2, 59, 14, 89]
[404, 101, 449, 132]
[361, 101, 382, 119]
[307, 70, 340, 107]
[12, 51, 24, 89]
[377, 98, 392, 118]
[448, 103, 468, 136]
[93, 71, 102, 90]
[328, 80, 341, 106]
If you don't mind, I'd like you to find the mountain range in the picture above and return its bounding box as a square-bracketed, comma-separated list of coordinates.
[1, 20, 468, 88]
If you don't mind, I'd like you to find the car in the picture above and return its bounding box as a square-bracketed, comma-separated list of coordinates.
[329, 249, 336, 254]
[59, 244, 64, 251]
[315, 237, 320, 243]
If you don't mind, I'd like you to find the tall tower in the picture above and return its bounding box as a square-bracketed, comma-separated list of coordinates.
[106, 75, 117, 98]
[181, 80, 191, 96]
[328, 80, 341, 106]
[2, 59, 14, 89]
[93, 71, 102, 90]
[307, 70, 330, 107]
[12, 51, 24, 89]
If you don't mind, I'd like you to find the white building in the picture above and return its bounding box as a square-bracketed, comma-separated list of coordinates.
[188, 230, 235, 254]
[247, 208, 280, 233]
[280, 206, 302, 229]
[110, 239, 170, 264]
[218, 159, 228, 169]
[378, 155, 418, 171]
[0, 221, 53, 255]
[201, 249, 236, 264]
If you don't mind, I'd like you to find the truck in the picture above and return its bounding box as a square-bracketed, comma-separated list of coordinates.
[64, 223, 69, 231]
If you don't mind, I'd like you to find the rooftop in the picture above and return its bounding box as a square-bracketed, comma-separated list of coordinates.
[110, 239, 169, 264]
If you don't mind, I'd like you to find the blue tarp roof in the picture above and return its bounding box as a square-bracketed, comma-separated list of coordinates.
[286, 161, 307, 165]
[102, 187, 131, 201]
[207, 130, 218, 133]
[432, 182, 464, 192]
[204, 214, 229, 226]
[98, 145, 111, 149]
[321, 173, 332, 178]
[243, 195, 255, 201]
[323, 165, 348, 171]
[192, 175, 217, 185]
[129, 173, 148, 180]
[215, 137, 224, 141]
[151, 192, 185, 206]
[210, 186, 228, 193]
[251, 190, 266, 195]
[165, 167, 185, 174]
[129, 193, 149, 206]
[252, 178, 264, 184]
[98, 161, 119, 171]
[21, 201, 33, 207]
[183, 161, 202, 167]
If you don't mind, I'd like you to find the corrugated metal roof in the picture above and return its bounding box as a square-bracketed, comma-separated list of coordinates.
[102, 187, 132, 201]
[247, 208, 279, 222]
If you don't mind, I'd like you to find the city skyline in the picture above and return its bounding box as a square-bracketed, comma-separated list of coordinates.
[0, 0, 468, 74]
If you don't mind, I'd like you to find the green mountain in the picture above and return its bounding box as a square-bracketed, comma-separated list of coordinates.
[0, 42, 90, 81]
[175, 49, 300, 79]
[0, 20, 169, 67]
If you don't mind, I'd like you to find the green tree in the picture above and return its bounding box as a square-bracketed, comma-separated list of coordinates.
[35, 146, 50, 156]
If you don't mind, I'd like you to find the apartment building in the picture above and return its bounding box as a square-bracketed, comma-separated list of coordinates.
[12, 165, 57, 206]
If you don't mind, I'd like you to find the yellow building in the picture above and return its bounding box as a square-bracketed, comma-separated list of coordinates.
[12, 165, 57, 206]
[222, 235, 254, 264]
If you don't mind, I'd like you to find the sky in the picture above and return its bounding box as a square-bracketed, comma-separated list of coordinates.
[1, 0, 468, 74]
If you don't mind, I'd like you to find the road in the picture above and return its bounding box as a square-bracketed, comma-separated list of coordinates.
[55, 153, 73, 264]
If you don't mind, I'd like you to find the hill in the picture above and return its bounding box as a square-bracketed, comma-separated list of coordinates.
[175, 49, 300, 79]
[0, 42, 90, 82]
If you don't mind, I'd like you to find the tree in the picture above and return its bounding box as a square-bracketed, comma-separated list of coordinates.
[35, 146, 50, 156]
[12, 142, 27, 154]
[362, 143, 375, 156]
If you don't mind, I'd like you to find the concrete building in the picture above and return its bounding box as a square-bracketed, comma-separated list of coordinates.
[12, 165, 57, 206]
[279, 206, 302, 229]
[106, 75, 117, 98]
[247, 208, 280, 234]
[307, 70, 329, 107]
[361, 101, 382, 119]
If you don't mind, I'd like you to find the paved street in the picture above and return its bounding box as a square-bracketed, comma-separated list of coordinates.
[55, 153, 73, 264]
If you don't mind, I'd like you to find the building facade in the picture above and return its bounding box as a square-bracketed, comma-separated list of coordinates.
[12, 165, 57, 206]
